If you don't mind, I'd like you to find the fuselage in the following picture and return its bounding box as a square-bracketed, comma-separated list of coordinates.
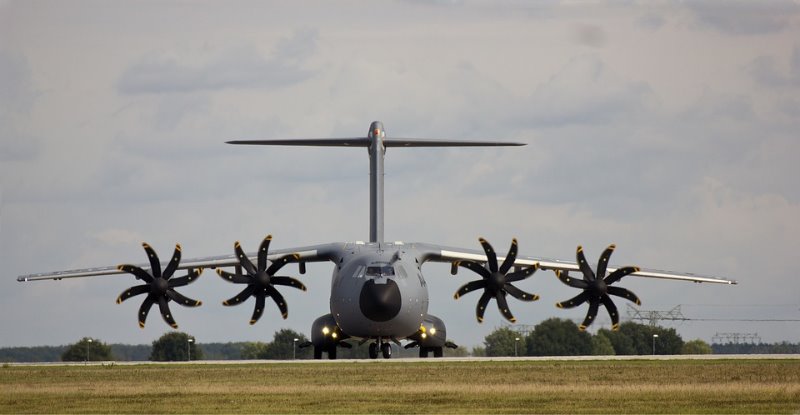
[329, 242, 428, 339]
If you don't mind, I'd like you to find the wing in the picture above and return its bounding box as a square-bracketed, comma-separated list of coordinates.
[412, 242, 737, 285]
[17, 243, 344, 282]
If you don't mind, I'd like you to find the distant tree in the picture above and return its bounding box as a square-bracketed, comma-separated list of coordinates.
[682, 339, 712, 355]
[471, 346, 486, 357]
[150, 332, 203, 361]
[600, 323, 683, 355]
[444, 341, 469, 357]
[591, 332, 616, 355]
[241, 342, 269, 359]
[61, 338, 114, 362]
[260, 329, 311, 359]
[526, 318, 592, 356]
[484, 327, 523, 356]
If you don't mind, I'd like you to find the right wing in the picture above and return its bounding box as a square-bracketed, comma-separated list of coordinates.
[17, 243, 345, 282]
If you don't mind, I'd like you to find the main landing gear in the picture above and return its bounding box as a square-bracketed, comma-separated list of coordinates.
[368, 340, 393, 359]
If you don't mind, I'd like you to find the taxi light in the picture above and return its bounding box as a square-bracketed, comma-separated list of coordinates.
[421, 333, 427, 339]
[332, 332, 338, 339]
[430, 328, 437, 335]
[322, 326, 330, 335]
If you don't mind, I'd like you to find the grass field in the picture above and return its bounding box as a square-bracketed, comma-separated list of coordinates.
[1, 359, 799, 413]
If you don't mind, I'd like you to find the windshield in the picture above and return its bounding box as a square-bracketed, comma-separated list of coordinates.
[365, 265, 395, 277]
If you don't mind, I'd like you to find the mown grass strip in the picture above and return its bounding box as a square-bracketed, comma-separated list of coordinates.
[1, 359, 798, 413]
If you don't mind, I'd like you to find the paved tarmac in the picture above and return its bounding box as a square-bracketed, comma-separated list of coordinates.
[6, 354, 799, 366]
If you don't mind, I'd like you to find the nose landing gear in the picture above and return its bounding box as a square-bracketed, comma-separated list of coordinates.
[368, 339, 393, 359]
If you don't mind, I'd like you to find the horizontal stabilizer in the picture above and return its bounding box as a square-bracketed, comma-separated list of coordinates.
[227, 138, 525, 147]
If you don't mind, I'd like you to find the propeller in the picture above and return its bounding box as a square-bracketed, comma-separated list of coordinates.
[116, 243, 203, 329]
[216, 235, 306, 325]
[453, 237, 540, 323]
[555, 244, 641, 331]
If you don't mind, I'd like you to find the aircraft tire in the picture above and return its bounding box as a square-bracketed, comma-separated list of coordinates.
[368, 342, 379, 359]
[419, 347, 429, 358]
[328, 345, 337, 360]
[381, 342, 392, 359]
[314, 346, 322, 360]
[433, 347, 443, 358]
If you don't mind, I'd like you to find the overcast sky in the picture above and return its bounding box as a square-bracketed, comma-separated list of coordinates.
[1, 0, 799, 349]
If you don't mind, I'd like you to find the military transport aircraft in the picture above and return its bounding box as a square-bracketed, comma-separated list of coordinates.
[17, 121, 736, 359]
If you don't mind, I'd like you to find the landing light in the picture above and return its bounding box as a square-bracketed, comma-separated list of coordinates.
[332, 332, 338, 339]
[421, 333, 427, 339]
[430, 328, 436, 335]
[322, 326, 330, 335]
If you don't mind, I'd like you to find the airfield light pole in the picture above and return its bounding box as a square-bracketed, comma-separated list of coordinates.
[293, 338, 299, 360]
[652, 334, 658, 355]
[86, 338, 92, 363]
[187, 337, 194, 361]
[515, 337, 520, 357]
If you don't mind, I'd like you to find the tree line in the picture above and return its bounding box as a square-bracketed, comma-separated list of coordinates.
[2, 320, 798, 362]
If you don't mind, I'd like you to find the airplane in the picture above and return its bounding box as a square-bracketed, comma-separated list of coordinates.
[17, 121, 736, 359]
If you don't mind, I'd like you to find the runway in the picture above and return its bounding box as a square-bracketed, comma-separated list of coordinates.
[7, 353, 799, 366]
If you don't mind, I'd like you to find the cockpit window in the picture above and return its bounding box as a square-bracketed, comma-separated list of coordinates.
[366, 265, 395, 277]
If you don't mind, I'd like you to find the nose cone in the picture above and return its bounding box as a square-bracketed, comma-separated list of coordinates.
[359, 279, 401, 322]
[368, 121, 384, 137]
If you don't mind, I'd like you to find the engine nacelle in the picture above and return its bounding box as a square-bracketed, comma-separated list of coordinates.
[307, 313, 351, 359]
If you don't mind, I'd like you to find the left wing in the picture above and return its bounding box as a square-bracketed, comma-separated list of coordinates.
[414, 241, 737, 285]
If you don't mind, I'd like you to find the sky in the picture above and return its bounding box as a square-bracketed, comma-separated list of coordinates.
[1, 0, 799, 349]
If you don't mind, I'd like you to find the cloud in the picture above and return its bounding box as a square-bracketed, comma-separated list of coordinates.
[116, 30, 318, 95]
[572, 24, 607, 48]
[748, 45, 800, 88]
[685, 0, 800, 35]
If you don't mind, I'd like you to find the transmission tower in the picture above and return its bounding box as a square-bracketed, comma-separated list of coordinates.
[626, 304, 689, 326]
[711, 332, 761, 344]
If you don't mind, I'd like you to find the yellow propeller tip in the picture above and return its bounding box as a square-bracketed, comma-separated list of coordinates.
[171, 324, 179, 329]
[533, 295, 540, 301]
[578, 325, 587, 331]
[556, 303, 563, 308]
[116, 298, 122, 304]
[222, 301, 229, 306]
[138, 322, 145, 329]
[249, 320, 257, 325]
[282, 313, 288, 319]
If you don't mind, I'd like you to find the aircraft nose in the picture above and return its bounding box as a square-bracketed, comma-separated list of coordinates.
[359, 279, 401, 322]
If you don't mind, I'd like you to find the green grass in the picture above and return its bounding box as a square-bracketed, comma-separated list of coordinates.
[1, 359, 799, 413]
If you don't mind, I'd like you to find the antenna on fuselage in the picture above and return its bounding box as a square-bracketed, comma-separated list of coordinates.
[227, 121, 525, 243]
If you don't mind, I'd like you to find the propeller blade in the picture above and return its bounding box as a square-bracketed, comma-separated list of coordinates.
[596, 244, 615, 279]
[495, 291, 516, 323]
[162, 244, 182, 280]
[265, 284, 288, 319]
[271, 276, 307, 291]
[265, 253, 300, 275]
[456, 260, 491, 280]
[250, 290, 266, 325]
[116, 284, 150, 304]
[138, 295, 156, 328]
[475, 291, 492, 323]
[498, 238, 518, 274]
[257, 235, 272, 272]
[216, 268, 252, 284]
[555, 270, 588, 289]
[601, 295, 620, 330]
[166, 289, 202, 307]
[222, 285, 255, 306]
[576, 246, 595, 282]
[117, 264, 153, 283]
[169, 268, 203, 287]
[607, 286, 642, 306]
[505, 263, 539, 283]
[234, 241, 257, 275]
[504, 283, 539, 302]
[556, 291, 589, 309]
[142, 243, 162, 279]
[157, 296, 178, 329]
[479, 238, 498, 272]
[604, 266, 640, 285]
[579, 301, 599, 331]
[454, 280, 487, 299]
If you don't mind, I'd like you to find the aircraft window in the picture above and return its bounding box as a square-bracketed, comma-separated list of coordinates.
[366, 265, 395, 277]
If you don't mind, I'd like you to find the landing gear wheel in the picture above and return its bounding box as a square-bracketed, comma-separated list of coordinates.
[419, 347, 429, 358]
[314, 346, 322, 360]
[368, 342, 379, 359]
[328, 346, 337, 360]
[381, 342, 392, 359]
[433, 347, 443, 358]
